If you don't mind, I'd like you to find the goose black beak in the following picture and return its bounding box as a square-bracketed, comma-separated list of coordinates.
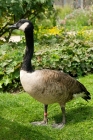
[9, 23, 18, 30]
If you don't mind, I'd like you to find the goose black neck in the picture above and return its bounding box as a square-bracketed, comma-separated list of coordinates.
[21, 28, 34, 72]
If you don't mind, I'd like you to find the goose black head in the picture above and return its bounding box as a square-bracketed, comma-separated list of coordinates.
[9, 19, 33, 31]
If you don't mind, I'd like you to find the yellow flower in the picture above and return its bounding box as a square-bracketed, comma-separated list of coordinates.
[35, 26, 64, 37]
[48, 27, 59, 35]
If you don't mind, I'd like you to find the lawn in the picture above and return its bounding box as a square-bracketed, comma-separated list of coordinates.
[0, 74, 93, 140]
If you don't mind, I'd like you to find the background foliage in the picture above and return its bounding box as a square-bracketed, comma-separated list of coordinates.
[0, 0, 53, 40]
[0, 3, 93, 91]
[0, 30, 93, 91]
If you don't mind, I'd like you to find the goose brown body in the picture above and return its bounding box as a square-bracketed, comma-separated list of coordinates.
[9, 19, 91, 129]
[20, 69, 86, 105]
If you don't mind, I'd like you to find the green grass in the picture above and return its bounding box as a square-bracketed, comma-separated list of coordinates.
[0, 74, 93, 140]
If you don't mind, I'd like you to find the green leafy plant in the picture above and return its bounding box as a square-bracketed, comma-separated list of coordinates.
[0, 42, 23, 91]
[0, 0, 53, 41]
[1, 30, 93, 91]
[65, 9, 89, 31]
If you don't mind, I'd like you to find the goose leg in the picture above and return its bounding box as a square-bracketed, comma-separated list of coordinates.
[52, 106, 66, 129]
[31, 104, 48, 126]
[61, 106, 66, 125]
[43, 104, 48, 124]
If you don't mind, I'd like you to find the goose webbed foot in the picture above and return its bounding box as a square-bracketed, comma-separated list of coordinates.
[31, 120, 48, 126]
[52, 106, 66, 129]
[31, 104, 48, 126]
[52, 123, 65, 129]
[31, 105, 48, 126]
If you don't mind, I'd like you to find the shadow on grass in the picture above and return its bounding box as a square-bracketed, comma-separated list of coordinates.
[53, 106, 93, 125]
[0, 116, 53, 140]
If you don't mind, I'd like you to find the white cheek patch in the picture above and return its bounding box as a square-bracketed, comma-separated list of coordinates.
[19, 22, 29, 31]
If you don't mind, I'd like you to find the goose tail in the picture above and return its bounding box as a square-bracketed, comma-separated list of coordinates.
[83, 90, 91, 101]
[79, 82, 91, 101]
[73, 81, 91, 101]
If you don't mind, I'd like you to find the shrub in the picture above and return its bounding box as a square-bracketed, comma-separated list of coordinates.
[65, 9, 89, 31]
[54, 5, 73, 19]
[0, 42, 23, 91]
[0, 30, 93, 91]
[34, 35, 93, 77]
[0, 0, 53, 41]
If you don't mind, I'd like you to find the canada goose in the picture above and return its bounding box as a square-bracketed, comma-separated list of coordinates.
[9, 19, 91, 129]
